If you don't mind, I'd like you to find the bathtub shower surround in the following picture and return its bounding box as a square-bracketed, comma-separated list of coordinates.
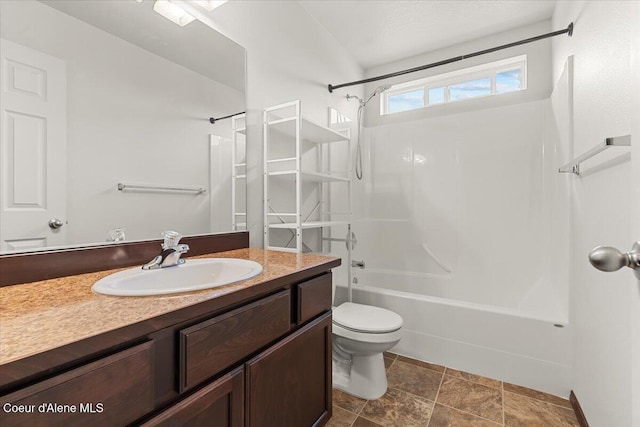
[334, 63, 573, 397]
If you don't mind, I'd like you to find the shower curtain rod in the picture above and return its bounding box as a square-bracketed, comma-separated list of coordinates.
[209, 111, 245, 124]
[327, 23, 573, 93]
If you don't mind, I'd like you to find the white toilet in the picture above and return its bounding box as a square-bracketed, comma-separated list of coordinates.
[332, 302, 403, 400]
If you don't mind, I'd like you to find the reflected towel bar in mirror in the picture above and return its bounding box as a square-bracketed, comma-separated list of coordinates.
[117, 183, 206, 194]
[558, 135, 631, 176]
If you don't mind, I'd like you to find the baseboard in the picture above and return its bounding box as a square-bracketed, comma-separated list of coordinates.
[570, 390, 590, 427]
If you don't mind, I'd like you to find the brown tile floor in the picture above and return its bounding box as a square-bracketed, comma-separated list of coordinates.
[327, 352, 580, 427]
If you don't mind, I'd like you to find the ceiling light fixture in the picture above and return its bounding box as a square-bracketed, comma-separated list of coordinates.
[153, 0, 196, 26]
[193, 0, 228, 12]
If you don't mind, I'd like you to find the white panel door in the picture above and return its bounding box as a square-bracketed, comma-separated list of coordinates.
[0, 39, 66, 251]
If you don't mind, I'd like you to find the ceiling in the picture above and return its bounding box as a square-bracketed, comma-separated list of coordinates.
[298, 0, 556, 69]
[41, 0, 245, 91]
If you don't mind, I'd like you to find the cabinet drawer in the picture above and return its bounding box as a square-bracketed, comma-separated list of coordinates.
[180, 289, 290, 391]
[0, 341, 154, 427]
[297, 273, 332, 324]
[141, 366, 243, 427]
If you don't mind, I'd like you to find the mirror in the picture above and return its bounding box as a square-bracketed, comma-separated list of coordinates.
[0, 0, 246, 253]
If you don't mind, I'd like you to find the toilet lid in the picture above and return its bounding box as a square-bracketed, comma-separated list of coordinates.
[332, 302, 403, 333]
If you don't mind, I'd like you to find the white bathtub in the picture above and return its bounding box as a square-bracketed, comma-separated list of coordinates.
[335, 272, 573, 398]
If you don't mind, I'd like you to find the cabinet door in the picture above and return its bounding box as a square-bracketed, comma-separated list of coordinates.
[245, 312, 332, 427]
[141, 367, 243, 427]
[0, 341, 154, 427]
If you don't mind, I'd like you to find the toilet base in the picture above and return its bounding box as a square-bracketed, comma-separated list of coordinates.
[332, 351, 388, 400]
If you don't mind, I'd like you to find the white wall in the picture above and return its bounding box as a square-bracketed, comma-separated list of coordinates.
[1, 1, 242, 244]
[180, 0, 364, 249]
[552, 1, 636, 425]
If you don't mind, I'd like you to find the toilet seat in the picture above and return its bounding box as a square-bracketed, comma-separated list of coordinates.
[332, 321, 402, 344]
[332, 302, 403, 334]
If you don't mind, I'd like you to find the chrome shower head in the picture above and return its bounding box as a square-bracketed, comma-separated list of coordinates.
[361, 84, 391, 107]
[373, 84, 392, 95]
[347, 85, 391, 108]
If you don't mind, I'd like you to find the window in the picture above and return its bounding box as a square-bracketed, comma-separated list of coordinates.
[448, 77, 491, 101]
[388, 89, 424, 114]
[381, 55, 527, 115]
[495, 68, 522, 93]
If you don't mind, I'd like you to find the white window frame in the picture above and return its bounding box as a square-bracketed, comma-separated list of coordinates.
[381, 54, 527, 115]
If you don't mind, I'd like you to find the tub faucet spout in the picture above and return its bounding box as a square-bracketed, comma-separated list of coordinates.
[351, 260, 365, 269]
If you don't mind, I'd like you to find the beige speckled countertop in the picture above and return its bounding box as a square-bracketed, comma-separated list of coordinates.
[0, 248, 339, 366]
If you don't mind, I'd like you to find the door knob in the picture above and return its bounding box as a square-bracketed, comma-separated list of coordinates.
[48, 218, 64, 229]
[588, 242, 640, 279]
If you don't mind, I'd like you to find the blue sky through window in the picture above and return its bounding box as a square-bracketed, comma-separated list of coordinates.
[496, 69, 521, 93]
[428, 87, 445, 105]
[448, 78, 491, 101]
[388, 89, 424, 113]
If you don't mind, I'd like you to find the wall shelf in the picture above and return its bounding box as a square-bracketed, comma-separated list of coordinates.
[559, 135, 631, 175]
[266, 157, 297, 164]
[267, 170, 350, 183]
[265, 106, 349, 145]
[268, 221, 350, 230]
[263, 100, 351, 253]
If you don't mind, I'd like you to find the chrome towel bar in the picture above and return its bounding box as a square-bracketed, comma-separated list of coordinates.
[558, 135, 631, 175]
[117, 183, 206, 194]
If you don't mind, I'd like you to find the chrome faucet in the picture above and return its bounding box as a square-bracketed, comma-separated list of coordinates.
[142, 231, 190, 270]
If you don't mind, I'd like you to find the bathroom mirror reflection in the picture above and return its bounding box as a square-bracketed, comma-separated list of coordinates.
[0, 0, 246, 253]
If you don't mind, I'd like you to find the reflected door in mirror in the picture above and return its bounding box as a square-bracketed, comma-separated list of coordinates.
[0, 39, 67, 252]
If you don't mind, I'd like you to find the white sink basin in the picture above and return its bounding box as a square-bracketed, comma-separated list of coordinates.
[92, 258, 263, 296]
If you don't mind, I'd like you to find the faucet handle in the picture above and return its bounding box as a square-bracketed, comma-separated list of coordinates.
[161, 230, 182, 249]
[174, 244, 190, 253]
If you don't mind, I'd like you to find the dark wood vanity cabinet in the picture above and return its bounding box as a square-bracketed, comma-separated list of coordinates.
[1, 271, 334, 427]
[0, 341, 154, 427]
[141, 367, 244, 427]
[246, 312, 332, 427]
[150, 311, 332, 427]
